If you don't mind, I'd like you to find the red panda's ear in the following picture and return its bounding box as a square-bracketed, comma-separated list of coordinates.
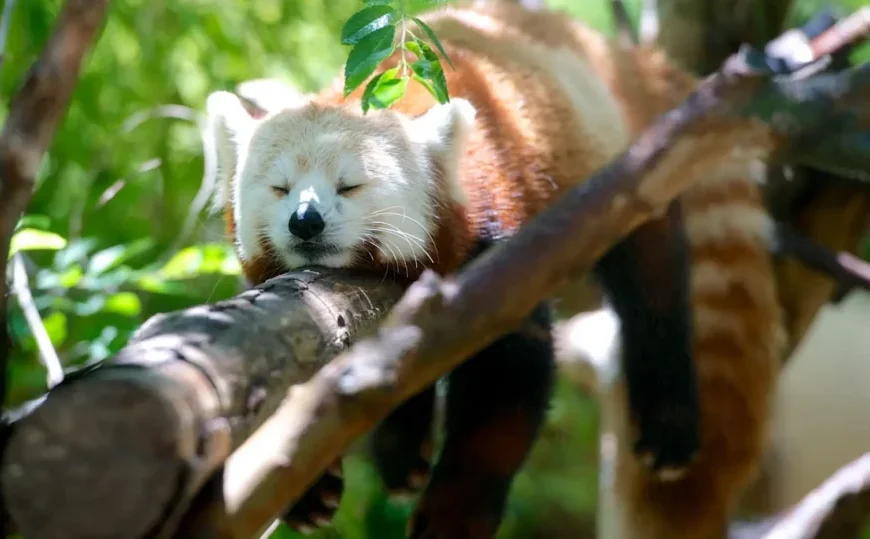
[236, 78, 310, 116]
[408, 98, 476, 204]
[409, 98, 476, 158]
[205, 91, 257, 212]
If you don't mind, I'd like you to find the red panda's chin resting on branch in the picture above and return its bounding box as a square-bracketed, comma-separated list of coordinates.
[206, 3, 783, 538]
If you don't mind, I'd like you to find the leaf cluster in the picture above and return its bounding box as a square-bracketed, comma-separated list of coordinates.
[340, 0, 453, 112]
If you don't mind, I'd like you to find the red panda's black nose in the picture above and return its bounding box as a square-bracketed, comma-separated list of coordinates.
[289, 204, 325, 240]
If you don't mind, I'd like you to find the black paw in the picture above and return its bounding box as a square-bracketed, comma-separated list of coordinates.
[282, 461, 344, 534]
[632, 398, 701, 481]
[373, 432, 432, 501]
[405, 477, 504, 539]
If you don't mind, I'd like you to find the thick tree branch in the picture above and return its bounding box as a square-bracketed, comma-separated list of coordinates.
[172, 51, 870, 538]
[0, 0, 109, 408]
[1, 271, 403, 539]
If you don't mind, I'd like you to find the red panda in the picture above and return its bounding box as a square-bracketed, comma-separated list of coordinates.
[205, 3, 784, 538]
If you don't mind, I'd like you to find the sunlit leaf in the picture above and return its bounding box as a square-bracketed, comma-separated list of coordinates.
[54, 238, 99, 271]
[104, 292, 142, 317]
[86, 238, 155, 276]
[36, 265, 84, 290]
[410, 39, 450, 103]
[344, 25, 397, 96]
[75, 295, 107, 316]
[341, 5, 397, 45]
[42, 311, 68, 347]
[15, 214, 51, 231]
[367, 71, 409, 110]
[411, 17, 454, 68]
[158, 243, 240, 279]
[9, 229, 68, 257]
[134, 274, 198, 296]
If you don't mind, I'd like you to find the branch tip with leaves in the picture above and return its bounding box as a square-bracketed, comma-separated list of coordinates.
[341, 0, 453, 112]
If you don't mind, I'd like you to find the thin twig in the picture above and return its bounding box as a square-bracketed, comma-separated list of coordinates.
[611, 0, 638, 46]
[774, 223, 870, 296]
[9, 254, 63, 387]
[811, 7, 870, 61]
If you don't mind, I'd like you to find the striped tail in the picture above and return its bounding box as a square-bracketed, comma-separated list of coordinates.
[607, 144, 786, 539]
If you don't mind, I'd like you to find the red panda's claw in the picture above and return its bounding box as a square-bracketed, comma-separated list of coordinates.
[282, 461, 344, 533]
[632, 401, 701, 481]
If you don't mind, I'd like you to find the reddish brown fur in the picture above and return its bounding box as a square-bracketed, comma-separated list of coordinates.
[227, 3, 784, 537]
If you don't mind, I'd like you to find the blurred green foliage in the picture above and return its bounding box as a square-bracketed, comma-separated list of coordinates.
[2, 0, 867, 537]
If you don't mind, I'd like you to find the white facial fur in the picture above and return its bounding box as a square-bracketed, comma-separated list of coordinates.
[206, 90, 476, 272]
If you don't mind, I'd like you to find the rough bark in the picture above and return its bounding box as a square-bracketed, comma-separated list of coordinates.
[1, 270, 403, 539]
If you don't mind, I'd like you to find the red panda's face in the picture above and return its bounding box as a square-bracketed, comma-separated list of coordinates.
[206, 91, 476, 273]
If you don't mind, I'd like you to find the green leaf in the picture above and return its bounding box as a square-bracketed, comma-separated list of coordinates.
[36, 265, 83, 289]
[412, 17, 454, 68]
[370, 76, 410, 110]
[42, 311, 68, 348]
[341, 5, 397, 45]
[104, 292, 142, 317]
[363, 0, 393, 5]
[405, 39, 435, 62]
[405, 39, 450, 103]
[158, 243, 240, 279]
[414, 74, 450, 105]
[134, 274, 195, 296]
[361, 72, 386, 113]
[85, 238, 155, 276]
[15, 214, 51, 231]
[344, 25, 397, 97]
[54, 238, 98, 270]
[361, 67, 409, 111]
[9, 229, 68, 257]
[407, 0, 447, 12]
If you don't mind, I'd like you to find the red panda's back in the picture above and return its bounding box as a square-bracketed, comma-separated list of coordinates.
[320, 5, 631, 269]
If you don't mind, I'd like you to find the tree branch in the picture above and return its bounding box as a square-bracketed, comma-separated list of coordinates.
[0, 0, 109, 409]
[0, 5, 108, 537]
[171, 51, 870, 538]
[759, 453, 870, 539]
[0, 270, 403, 539]
[774, 222, 870, 297]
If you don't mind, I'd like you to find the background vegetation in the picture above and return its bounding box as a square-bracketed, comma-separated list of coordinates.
[2, 0, 868, 537]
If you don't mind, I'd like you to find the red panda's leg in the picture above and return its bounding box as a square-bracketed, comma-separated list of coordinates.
[407, 301, 555, 539]
[593, 200, 701, 478]
[281, 459, 345, 533]
[370, 386, 437, 497]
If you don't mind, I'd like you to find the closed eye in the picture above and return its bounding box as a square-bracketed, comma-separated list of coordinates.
[337, 184, 363, 196]
[271, 186, 290, 196]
